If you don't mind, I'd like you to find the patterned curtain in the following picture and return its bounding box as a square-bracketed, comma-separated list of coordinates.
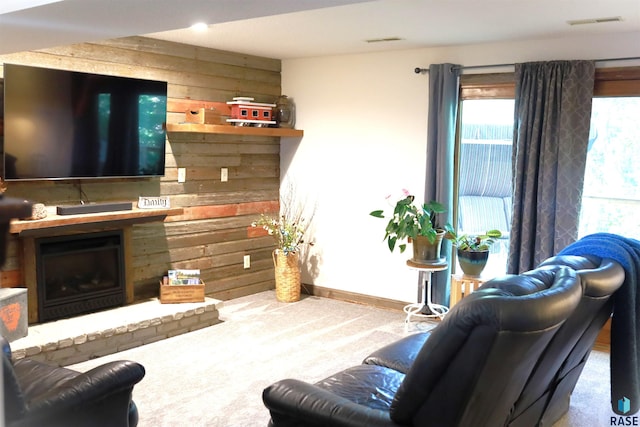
[425, 63, 460, 305]
[508, 60, 595, 273]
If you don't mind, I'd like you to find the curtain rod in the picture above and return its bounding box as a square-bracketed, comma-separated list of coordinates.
[413, 56, 640, 74]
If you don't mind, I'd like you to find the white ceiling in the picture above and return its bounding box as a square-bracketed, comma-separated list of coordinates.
[0, 0, 369, 55]
[1, 0, 639, 60]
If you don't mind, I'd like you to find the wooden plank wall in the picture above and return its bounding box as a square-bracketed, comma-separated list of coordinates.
[0, 36, 282, 301]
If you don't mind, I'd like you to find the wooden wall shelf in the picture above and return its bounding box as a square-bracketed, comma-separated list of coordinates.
[10, 207, 184, 236]
[166, 123, 303, 138]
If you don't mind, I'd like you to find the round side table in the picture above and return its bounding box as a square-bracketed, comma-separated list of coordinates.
[404, 259, 449, 323]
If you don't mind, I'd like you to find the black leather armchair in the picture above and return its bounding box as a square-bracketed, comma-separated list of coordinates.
[517, 255, 624, 426]
[363, 255, 623, 427]
[263, 266, 582, 427]
[3, 336, 145, 427]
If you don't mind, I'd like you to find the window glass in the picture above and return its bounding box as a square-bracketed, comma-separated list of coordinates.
[578, 97, 640, 238]
[457, 99, 514, 276]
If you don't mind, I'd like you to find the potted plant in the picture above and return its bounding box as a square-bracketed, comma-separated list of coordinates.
[444, 226, 502, 276]
[370, 192, 450, 263]
[252, 212, 308, 303]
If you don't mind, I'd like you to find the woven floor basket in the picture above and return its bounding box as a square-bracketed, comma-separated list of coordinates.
[272, 250, 301, 303]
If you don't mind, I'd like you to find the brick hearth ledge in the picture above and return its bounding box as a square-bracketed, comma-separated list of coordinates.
[9, 297, 222, 366]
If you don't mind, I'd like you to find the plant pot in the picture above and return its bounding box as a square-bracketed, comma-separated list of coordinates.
[411, 231, 445, 264]
[272, 249, 301, 302]
[457, 249, 489, 277]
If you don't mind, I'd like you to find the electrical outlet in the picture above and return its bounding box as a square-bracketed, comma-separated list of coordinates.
[243, 254, 251, 269]
[177, 168, 186, 183]
[221, 167, 228, 182]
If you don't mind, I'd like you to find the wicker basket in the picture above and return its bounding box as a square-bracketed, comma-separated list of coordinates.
[272, 249, 301, 303]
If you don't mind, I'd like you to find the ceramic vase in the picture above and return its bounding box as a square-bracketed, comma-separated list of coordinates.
[274, 95, 296, 128]
[457, 249, 489, 277]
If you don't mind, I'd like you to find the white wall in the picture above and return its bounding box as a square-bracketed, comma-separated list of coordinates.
[281, 31, 640, 303]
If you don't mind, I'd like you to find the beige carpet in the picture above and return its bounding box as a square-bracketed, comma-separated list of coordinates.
[70, 291, 611, 427]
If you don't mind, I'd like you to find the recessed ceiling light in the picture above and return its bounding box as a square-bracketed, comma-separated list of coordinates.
[190, 22, 209, 32]
[567, 16, 623, 26]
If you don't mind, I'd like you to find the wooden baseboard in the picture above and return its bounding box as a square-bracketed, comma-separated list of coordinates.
[301, 284, 611, 353]
[301, 283, 406, 312]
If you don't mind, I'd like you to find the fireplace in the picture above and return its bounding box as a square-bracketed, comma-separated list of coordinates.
[35, 231, 126, 322]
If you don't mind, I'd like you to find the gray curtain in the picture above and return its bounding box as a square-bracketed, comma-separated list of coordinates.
[508, 60, 595, 273]
[424, 63, 460, 305]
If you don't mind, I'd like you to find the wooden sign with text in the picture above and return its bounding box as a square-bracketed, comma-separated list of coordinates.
[138, 196, 170, 209]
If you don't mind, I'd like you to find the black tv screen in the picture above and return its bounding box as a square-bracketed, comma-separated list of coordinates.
[2, 64, 167, 181]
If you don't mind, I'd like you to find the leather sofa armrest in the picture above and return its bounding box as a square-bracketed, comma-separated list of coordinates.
[263, 379, 397, 427]
[362, 332, 431, 374]
[27, 360, 145, 414]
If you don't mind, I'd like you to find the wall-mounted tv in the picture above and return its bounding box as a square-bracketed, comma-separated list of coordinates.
[2, 63, 167, 181]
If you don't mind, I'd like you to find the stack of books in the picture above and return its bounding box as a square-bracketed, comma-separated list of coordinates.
[163, 269, 201, 286]
[160, 269, 205, 303]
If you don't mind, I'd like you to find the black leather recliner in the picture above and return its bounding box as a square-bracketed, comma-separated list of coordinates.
[519, 255, 624, 426]
[263, 265, 583, 426]
[363, 255, 624, 426]
[2, 336, 145, 427]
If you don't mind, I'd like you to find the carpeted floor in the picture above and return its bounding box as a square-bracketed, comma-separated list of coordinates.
[70, 291, 611, 427]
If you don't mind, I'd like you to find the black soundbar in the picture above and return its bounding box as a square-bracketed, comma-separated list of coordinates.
[56, 202, 133, 216]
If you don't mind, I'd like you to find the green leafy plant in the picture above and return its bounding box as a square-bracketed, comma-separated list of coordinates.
[443, 225, 502, 251]
[370, 193, 449, 253]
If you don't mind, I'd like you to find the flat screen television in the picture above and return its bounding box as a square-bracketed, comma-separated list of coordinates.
[2, 63, 167, 181]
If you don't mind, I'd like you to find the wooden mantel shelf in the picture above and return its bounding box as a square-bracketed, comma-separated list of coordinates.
[10, 206, 184, 236]
[166, 123, 303, 138]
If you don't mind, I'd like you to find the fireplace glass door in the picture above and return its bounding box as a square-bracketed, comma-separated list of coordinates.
[36, 230, 126, 322]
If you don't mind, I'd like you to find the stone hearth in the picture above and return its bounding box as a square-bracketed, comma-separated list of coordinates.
[9, 297, 223, 366]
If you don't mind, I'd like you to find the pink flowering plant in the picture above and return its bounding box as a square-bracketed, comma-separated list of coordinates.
[370, 190, 449, 253]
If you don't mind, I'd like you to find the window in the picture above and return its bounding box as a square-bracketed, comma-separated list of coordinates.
[578, 67, 640, 237]
[454, 66, 640, 276]
[456, 99, 514, 276]
[455, 74, 515, 276]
